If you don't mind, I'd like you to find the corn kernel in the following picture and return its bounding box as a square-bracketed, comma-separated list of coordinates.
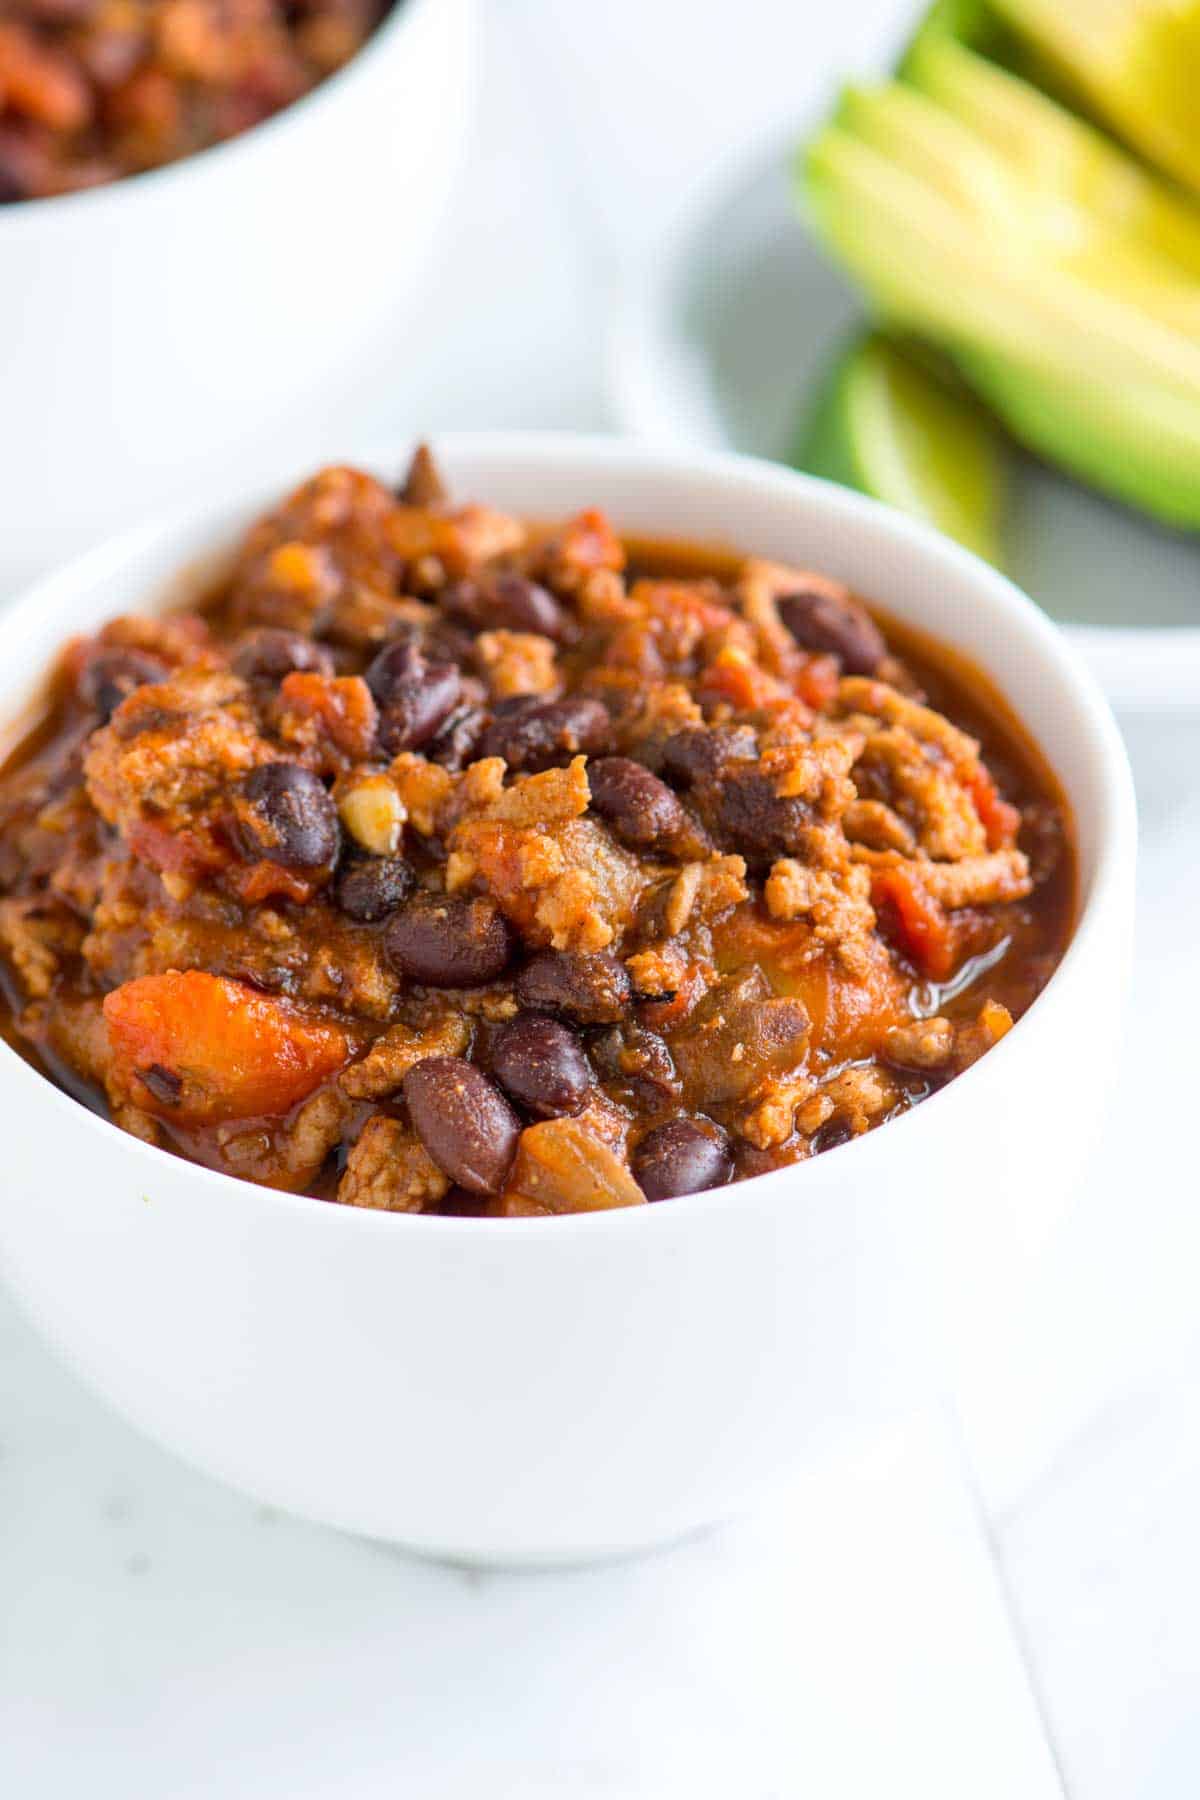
[338, 775, 405, 856]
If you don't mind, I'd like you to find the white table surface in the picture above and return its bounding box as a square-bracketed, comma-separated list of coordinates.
[3, 2, 1199, 1792]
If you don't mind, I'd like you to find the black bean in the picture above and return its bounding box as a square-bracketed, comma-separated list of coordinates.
[700, 763, 812, 866]
[514, 949, 632, 1024]
[441, 573, 567, 641]
[230, 763, 339, 869]
[365, 641, 462, 755]
[490, 573, 569, 639]
[777, 589, 886, 676]
[436, 1186, 490, 1217]
[396, 442, 448, 508]
[336, 855, 415, 923]
[479, 695, 611, 773]
[379, 660, 463, 756]
[588, 756, 695, 850]
[78, 648, 166, 722]
[491, 1014, 592, 1119]
[403, 1056, 520, 1196]
[812, 1118, 855, 1155]
[362, 638, 420, 704]
[424, 620, 478, 668]
[660, 724, 758, 787]
[232, 627, 334, 684]
[438, 581, 490, 624]
[385, 893, 514, 988]
[0, 163, 27, 207]
[631, 1119, 733, 1202]
[425, 702, 490, 772]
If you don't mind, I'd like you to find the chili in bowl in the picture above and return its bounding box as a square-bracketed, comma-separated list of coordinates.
[1, 448, 1077, 1212]
[0, 435, 1135, 1562]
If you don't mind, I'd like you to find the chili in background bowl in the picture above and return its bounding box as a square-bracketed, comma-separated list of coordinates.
[0, 0, 476, 585]
[0, 4, 398, 203]
[0, 435, 1136, 1564]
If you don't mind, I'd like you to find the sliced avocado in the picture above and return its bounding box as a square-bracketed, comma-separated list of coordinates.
[987, 0, 1200, 200]
[904, 30, 1200, 278]
[903, 0, 1054, 87]
[906, 0, 992, 42]
[799, 73, 1200, 527]
[795, 331, 1007, 565]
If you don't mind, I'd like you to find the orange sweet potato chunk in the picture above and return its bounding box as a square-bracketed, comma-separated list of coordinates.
[278, 672, 379, 762]
[103, 970, 349, 1123]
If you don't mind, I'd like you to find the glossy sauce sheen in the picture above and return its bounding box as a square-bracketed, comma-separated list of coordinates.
[0, 458, 1075, 1215]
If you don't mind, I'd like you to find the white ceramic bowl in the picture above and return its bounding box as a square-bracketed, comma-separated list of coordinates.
[0, 0, 475, 585]
[0, 433, 1136, 1565]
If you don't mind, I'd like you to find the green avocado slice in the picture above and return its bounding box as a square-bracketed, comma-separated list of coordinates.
[987, 0, 1200, 201]
[904, 30, 1200, 279]
[799, 64, 1200, 527]
[795, 331, 1007, 566]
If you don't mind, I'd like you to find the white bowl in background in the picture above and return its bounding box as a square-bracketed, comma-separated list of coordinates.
[0, 0, 475, 585]
[0, 433, 1136, 1564]
[608, 134, 1200, 716]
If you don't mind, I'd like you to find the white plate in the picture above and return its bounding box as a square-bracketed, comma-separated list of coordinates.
[609, 135, 1200, 715]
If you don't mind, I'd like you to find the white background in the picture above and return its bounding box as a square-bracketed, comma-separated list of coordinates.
[4, 1, 1200, 1792]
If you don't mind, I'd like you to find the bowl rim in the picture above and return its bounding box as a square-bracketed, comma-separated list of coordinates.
[0, 0, 438, 231]
[0, 429, 1137, 1236]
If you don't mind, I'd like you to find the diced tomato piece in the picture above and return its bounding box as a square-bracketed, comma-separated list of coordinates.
[279, 672, 378, 761]
[104, 971, 349, 1123]
[557, 508, 626, 574]
[698, 646, 791, 713]
[871, 866, 957, 982]
[224, 859, 319, 906]
[630, 578, 737, 638]
[127, 818, 229, 880]
[966, 765, 1021, 851]
[793, 653, 840, 711]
